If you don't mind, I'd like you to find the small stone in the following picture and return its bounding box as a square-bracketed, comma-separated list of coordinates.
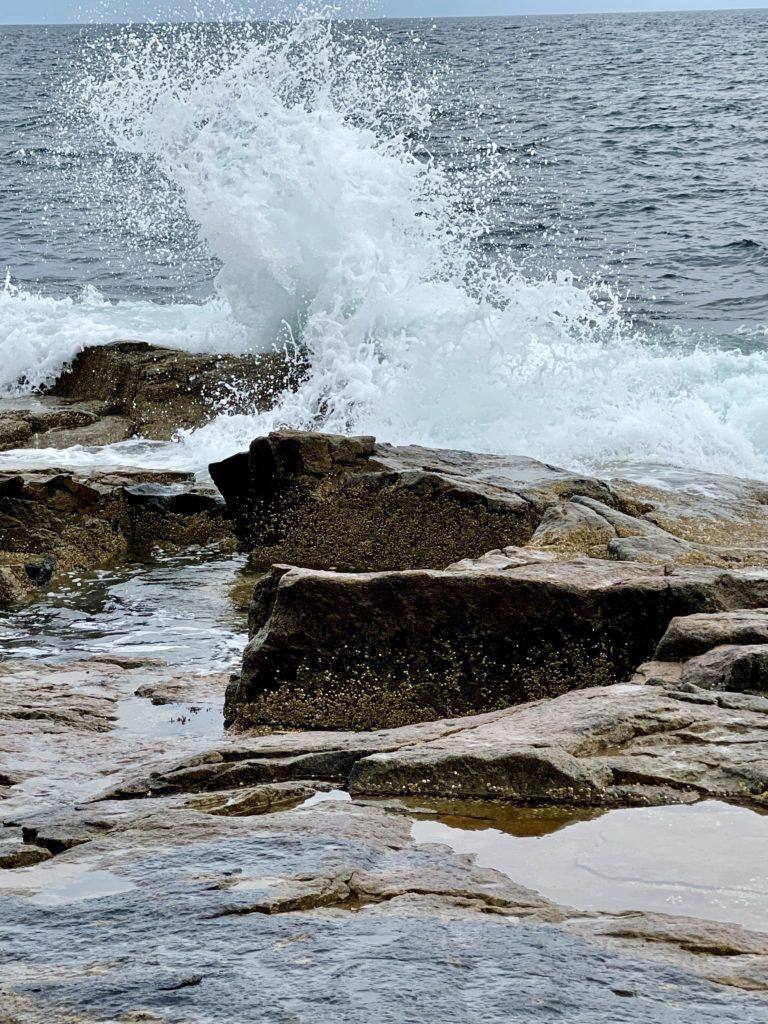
[0, 842, 52, 869]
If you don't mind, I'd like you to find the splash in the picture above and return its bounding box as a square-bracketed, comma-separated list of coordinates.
[4, 11, 768, 482]
[0, 272, 247, 392]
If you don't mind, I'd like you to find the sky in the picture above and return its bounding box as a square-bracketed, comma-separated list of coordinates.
[1, 0, 767, 24]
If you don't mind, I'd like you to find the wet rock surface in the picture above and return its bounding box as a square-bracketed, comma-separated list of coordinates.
[41, 340, 299, 443]
[3, 430, 768, 1021]
[0, 397, 131, 452]
[0, 467, 231, 607]
[211, 430, 768, 728]
[124, 681, 768, 808]
[2, 792, 768, 1022]
[2, 736, 767, 1020]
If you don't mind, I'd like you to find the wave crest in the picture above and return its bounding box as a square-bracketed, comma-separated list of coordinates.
[3, 12, 768, 483]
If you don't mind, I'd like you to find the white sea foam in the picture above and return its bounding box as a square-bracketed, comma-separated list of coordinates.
[0, 273, 247, 392]
[3, 13, 768, 482]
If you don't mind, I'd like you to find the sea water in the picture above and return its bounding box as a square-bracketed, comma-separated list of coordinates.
[2, 7, 768, 479]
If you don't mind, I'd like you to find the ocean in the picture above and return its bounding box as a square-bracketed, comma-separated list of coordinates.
[1, 8, 768, 478]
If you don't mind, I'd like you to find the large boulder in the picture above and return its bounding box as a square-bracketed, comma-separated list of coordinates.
[226, 553, 768, 730]
[211, 431, 768, 573]
[209, 430, 629, 571]
[209, 431, 768, 729]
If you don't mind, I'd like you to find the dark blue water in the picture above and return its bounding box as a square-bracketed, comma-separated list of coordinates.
[2, 10, 767, 331]
[2, 10, 768, 482]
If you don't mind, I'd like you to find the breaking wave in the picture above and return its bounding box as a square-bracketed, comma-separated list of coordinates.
[4, 10, 768, 481]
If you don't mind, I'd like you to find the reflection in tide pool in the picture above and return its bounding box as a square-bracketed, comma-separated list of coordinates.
[0, 861, 136, 907]
[0, 547, 254, 753]
[0, 547, 250, 671]
[412, 800, 768, 931]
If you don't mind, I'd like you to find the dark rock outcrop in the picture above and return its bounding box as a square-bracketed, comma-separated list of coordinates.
[0, 468, 230, 607]
[0, 341, 300, 454]
[209, 430, 620, 570]
[209, 430, 768, 729]
[43, 341, 298, 442]
[210, 430, 768, 571]
[227, 553, 768, 730]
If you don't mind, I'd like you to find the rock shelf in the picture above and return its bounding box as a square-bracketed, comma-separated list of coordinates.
[2, 388, 768, 1022]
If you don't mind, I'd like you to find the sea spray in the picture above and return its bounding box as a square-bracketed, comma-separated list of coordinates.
[0, 272, 250, 392]
[3, 10, 768, 481]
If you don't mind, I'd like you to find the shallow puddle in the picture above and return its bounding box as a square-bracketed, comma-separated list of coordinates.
[0, 861, 136, 906]
[116, 695, 225, 739]
[0, 547, 250, 672]
[412, 800, 768, 931]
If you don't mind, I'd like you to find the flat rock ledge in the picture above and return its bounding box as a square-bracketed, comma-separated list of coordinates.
[114, 676, 768, 809]
[3, 799, 768, 1021]
[3, 596, 768, 1021]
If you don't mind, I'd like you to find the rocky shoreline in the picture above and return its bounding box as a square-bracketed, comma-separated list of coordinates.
[1, 344, 767, 1022]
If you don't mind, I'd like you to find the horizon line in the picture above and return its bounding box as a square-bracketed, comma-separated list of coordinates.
[2, 5, 766, 25]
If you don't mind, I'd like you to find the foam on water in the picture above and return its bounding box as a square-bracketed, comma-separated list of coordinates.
[0, 273, 247, 392]
[4, 11, 768, 481]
